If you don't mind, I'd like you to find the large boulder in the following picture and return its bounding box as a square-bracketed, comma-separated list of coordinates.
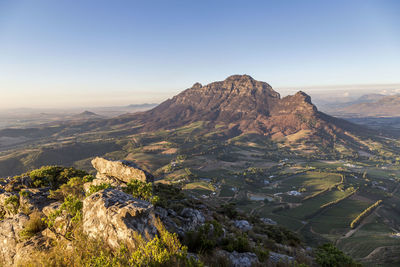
[82, 188, 156, 249]
[179, 208, 205, 232]
[91, 157, 153, 183]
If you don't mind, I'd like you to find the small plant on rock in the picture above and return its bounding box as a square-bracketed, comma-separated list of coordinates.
[124, 179, 153, 201]
[19, 211, 46, 240]
[44, 194, 83, 239]
[86, 183, 113, 197]
[4, 195, 20, 214]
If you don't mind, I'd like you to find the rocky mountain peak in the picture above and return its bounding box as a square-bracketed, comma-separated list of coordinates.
[225, 74, 254, 82]
[120, 75, 358, 139]
[294, 91, 312, 102]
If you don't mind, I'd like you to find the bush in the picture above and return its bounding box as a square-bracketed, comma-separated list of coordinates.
[185, 221, 223, 253]
[222, 233, 251, 253]
[44, 195, 83, 238]
[29, 166, 88, 189]
[153, 183, 184, 209]
[218, 203, 238, 219]
[49, 176, 87, 200]
[124, 179, 153, 201]
[19, 211, 46, 240]
[130, 219, 199, 266]
[86, 183, 113, 197]
[4, 195, 19, 214]
[19, 190, 30, 198]
[315, 244, 361, 267]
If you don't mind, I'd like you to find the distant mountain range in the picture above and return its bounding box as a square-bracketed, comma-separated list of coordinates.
[325, 94, 400, 118]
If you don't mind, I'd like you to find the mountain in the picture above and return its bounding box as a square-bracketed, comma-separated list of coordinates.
[71, 111, 103, 120]
[110, 75, 361, 141]
[356, 93, 386, 104]
[330, 94, 400, 117]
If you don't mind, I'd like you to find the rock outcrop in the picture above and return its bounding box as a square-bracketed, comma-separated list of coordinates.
[82, 188, 156, 249]
[0, 214, 29, 264]
[91, 157, 153, 183]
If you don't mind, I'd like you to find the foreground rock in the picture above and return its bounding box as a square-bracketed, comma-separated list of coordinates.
[0, 214, 29, 264]
[82, 188, 157, 249]
[91, 157, 153, 183]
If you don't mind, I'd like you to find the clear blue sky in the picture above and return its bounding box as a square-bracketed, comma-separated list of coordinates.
[0, 0, 399, 108]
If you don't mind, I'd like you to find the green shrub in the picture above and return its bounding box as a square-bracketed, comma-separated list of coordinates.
[315, 244, 361, 267]
[255, 225, 301, 246]
[86, 183, 113, 197]
[185, 221, 223, 253]
[4, 195, 20, 214]
[29, 166, 88, 189]
[19, 190, 30, 198]
[49, 176, 87, 200]
[44, 195, 83, 238]
[82, 175, 95, 183]
[218, 203, 238, 219]
[153, 183, 184, 209]
[124, 179, 153, 201]
[19, 211, 46, 240]
[222, 233, 251, 253]
[254, 244, 269, 262]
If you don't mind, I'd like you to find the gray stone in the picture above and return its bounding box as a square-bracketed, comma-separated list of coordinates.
[82, 188, 156, 249]
[0, 214, 29, 265]
[91, 157, 153, 183]
[269, 251, 294, 263]
[234, 220, 252, 231]
[179, 208, 205, 231]
[261, 217, 277, 225]
[0, 191, 18, 218]
[216, 250, 259, 267]
[42, 202, 62, 217]
[19, 188, 53, 213]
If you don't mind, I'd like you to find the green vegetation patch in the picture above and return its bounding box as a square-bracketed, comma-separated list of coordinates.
[279, 171, 342, 197]
[279, 188, 354, 219]
[310, 197, 371, 235]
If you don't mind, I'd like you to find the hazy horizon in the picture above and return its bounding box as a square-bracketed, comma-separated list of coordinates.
[1, 0, 399, 109]
[1, 80, 400, 110]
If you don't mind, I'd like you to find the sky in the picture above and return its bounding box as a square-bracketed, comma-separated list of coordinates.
[0, 0, 399, 109]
